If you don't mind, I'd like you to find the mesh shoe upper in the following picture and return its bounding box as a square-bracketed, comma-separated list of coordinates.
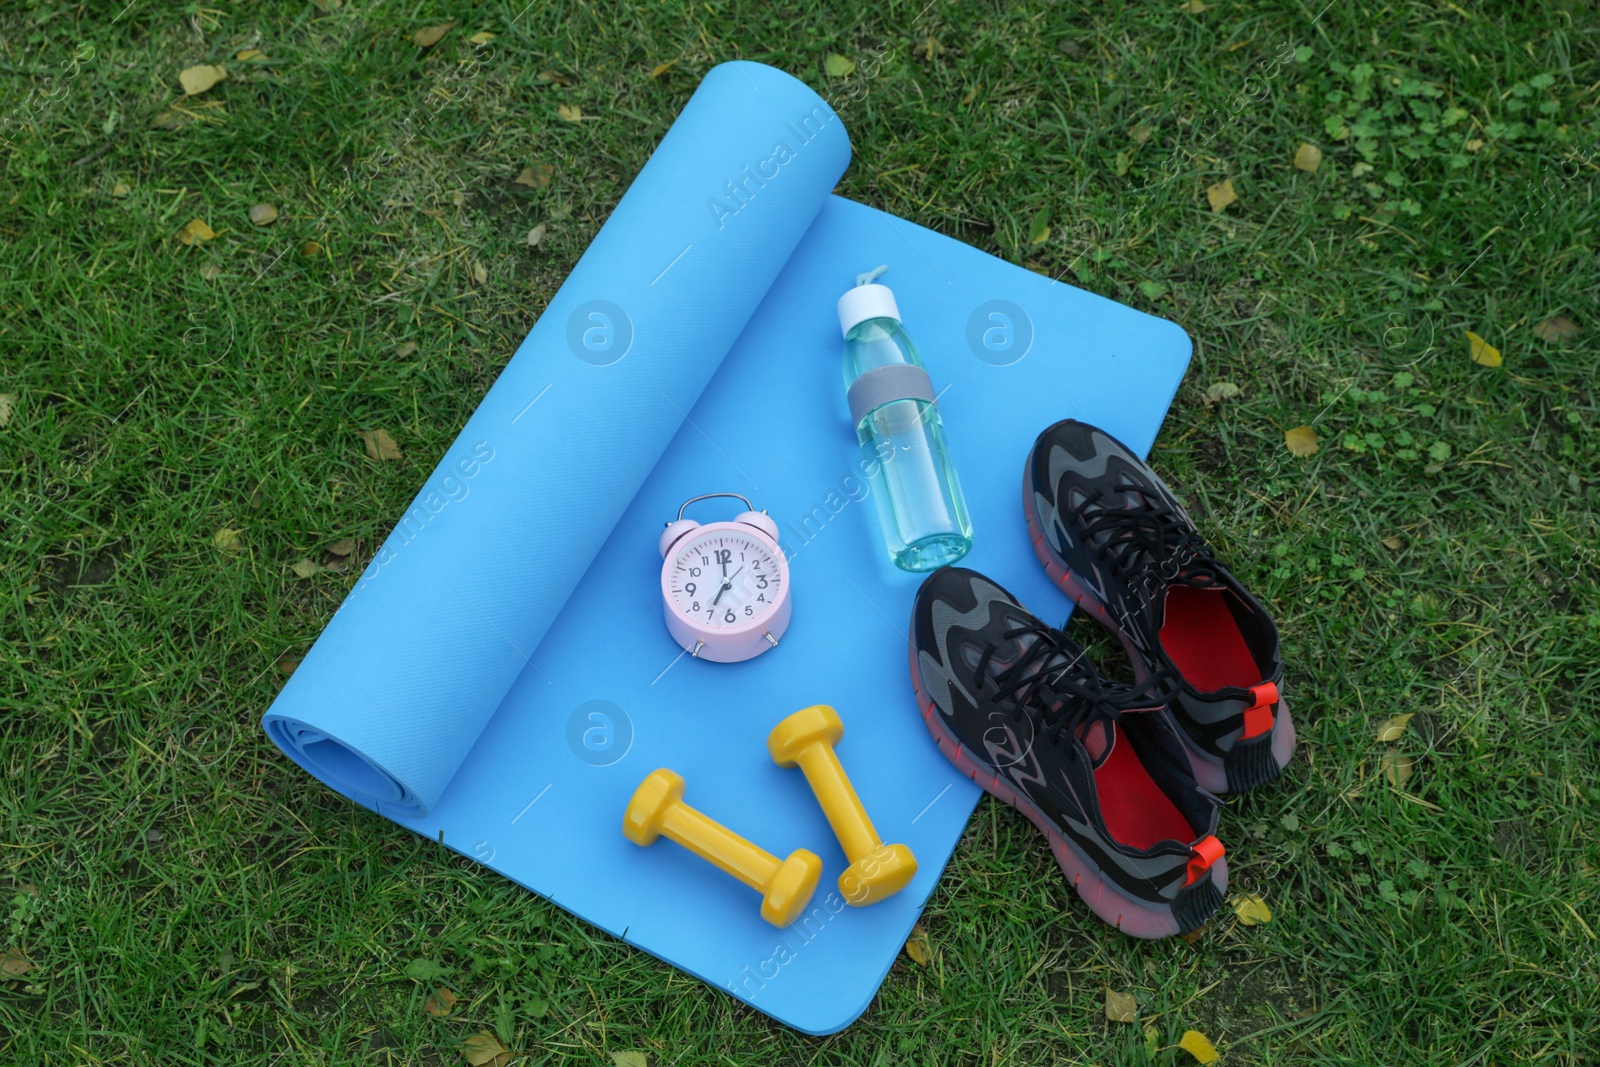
[911, 567, 1222, 913]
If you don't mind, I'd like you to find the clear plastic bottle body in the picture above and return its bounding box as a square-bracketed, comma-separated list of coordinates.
[843, 317, 972, 571]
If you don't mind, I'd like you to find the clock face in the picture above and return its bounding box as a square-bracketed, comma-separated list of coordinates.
[666, 529, 783, 630]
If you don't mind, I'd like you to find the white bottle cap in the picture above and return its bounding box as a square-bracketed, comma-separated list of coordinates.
[837, 283, 901, 338]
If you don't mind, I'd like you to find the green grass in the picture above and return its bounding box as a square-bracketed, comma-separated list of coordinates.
[3, 0, 1597, 1063]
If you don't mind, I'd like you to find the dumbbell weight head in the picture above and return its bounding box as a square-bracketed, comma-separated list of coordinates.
[622, 768, 685, 846]
[762, 850, 825, 928]
[840, 842, 919, 906]
[767, 704, 844, 766]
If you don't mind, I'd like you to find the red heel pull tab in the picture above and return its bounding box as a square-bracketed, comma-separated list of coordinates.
[1241, 681, 1279, 740]
[1186, 835, 1225, 886]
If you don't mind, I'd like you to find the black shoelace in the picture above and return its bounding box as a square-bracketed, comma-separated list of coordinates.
[1074, 479, 1221, 592]
[972, 622, 1127, 753]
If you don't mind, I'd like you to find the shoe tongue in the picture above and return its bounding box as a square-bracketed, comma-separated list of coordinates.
[1076, 718, 1115, 769]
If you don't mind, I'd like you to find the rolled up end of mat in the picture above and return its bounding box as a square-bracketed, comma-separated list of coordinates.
[264, 716, 424, 816]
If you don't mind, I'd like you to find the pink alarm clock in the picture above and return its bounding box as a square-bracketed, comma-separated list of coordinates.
[659, 493, 792, 663]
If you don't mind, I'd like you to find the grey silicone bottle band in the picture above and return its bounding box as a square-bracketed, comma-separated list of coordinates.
[846, 363, 937, 426]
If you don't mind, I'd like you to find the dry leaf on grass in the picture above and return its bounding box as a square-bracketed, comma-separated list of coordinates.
[651, 60, 676, 78]
[1466, 330, 1502, 367]
[1105, 988, 1138, 1023]
[538, 69, 575, 85]
[471, 260, 488, 285]
[462, 1031, 510, 1067]
[0, 394, 14, 427]
[422, 987, 459, 1017]
[1293, 143, 1323, 172]
[1285, 425, 1319, 456]
[249, 203, 278, 226]
[179, 64, 228, 96]
[1178, 923, 1207, 945]
[1130, 124, 1153, 144]
[112, 182, 132, 197]
[610, 1054, 649, 1067]
[903, 923, 932, 965]
[469, 31, 496, 45]
[1180, 1029, 1220, 1064]
[362, 429, 402, 461]
[1, 948, 33, 978]
[277, 656, 299, 675]
[1180, 0, 1209, 12]
[395, 342, 418, 358]
[1203, 381, 1242, 404]
[302, 240, 323, 258]
[525, 223, 547, 248]
[1380, 749, 1414, 787]
[1375, 712, 1415, 743]
[327, 538, 356, 557]
[291, 558, 323, 579]
[236, 48, 267, 62]
[1380, 535, 1405, 551]
[825, 53, 856, 77]
[557, 104, 582, 122]
[1206, 178, 1237, 213]
[200, 261, 224, 280]
[514, 163, 553, 188]
[177, 219, 216, 245]
[1533, 315, 1578, 342]
[1233, 893, 1273, 925]
[412, 22, 455, 48]
[213, 528, 244, 554]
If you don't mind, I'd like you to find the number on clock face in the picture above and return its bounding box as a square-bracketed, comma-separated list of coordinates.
[667, 531, 780, 629]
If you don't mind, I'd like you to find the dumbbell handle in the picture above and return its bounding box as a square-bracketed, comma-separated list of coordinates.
[658, 800, 781, 893]
[792, 745, 882, 861]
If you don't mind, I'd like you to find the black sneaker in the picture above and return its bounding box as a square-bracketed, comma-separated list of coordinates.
[1024, 419, 1295, 794]
[909, 567, 1226, 939]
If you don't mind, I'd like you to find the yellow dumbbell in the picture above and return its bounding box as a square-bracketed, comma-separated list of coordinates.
[623, 768, 822, 928]
[768, 705, 917, 906]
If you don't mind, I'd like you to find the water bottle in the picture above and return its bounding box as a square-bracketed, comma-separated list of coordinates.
[838, 269, 972, 572]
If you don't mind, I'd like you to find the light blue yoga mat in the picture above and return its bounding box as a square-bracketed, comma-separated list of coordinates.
[262, 60, 1191, 1035]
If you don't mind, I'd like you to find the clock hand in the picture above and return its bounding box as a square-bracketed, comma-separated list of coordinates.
[711, 567, 744, 607]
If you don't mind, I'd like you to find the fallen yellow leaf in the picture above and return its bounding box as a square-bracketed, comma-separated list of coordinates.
[1285, 425, 1319, 457]
[179, 64, 228, 96]
[469, 31, 496, 45]
[825, 53, 856, 78]
[422, 986, 459, 1017]
[1533, 315, 1578, 342]
[362, 429, 402, 462]
[1466, 330, 1501, 367]
[1206, 177, 1237, 213]
[1180, 0, 1209, 12]
[557, 104, 582, 122]
[538, 69, 575, 85]
[302, 240, 323, 258]
[412, 22, 455, 48]
[1233, 893, 1273, 925]
[290, 558, 323, 579]
[1375, 712, 1415, 743]
[1, 947, 33, 978]
[112, 181, 132, 197]
[249, 203, 278, 226]
[1180, 1029, 1220, 1064]
[1105, 988, 1138, 1023]
[1293, 143, 1322, 172]
[651, 60, 676, 79]
[213, 528, 244, 554]
[1380, 749, 1414, 787]
[471, 260, 488, 285]
[177, 219, 216, 245]
[514, 164, 552, 188]
[462, 1031, 510, 1067]
[327, 538, 356, 557]
[0, 394, 14, 427]
[1380, 535, 1404, 551]
[904, 923, 932, 965]
[236, 48, 268, 62]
